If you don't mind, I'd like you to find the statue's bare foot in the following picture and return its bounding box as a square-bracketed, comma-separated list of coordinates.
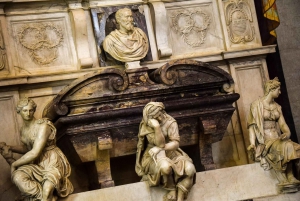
[288, 176, 300, 184]
[52, 195, 58, 201]
[163, 190, 177, 201]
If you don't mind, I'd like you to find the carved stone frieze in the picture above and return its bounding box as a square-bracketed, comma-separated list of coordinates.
[169, 9, 211, 47]
[225, 0, 255, 44]
[17, 23, 64, 65]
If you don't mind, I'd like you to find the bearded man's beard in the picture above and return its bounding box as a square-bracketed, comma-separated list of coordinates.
[124, 23, 134, 31]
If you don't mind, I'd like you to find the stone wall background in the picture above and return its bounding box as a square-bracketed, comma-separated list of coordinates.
[276, 0, 300, 142]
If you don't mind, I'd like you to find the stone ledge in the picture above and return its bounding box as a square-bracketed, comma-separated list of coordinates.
[60, 163, 279, 201]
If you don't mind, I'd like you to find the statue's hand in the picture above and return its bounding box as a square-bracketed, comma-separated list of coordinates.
[149, 146, 162, 158]
[147, 119, 160, 128]
[11, 162, 17, 174]
[247, 144, 256, 162]
[0, 142, 6, 150]
[280, 133, 288, 140]
[247, 144, 255, 151]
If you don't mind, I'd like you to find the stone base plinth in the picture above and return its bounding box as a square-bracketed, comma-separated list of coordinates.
[60, 163, 282, 201]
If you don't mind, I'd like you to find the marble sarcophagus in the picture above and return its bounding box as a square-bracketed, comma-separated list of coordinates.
[43, 59, 239, 189]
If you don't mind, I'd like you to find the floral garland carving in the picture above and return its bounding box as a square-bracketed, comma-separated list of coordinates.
[18, 23, 64, 65]
[170, 9, 211, 47]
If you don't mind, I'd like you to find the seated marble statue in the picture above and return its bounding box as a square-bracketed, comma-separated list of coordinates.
[0, 98, 73, 201]
[247, 77, 300, 188]
[135, 102, 196, 201]
[103, 8, 149, 62]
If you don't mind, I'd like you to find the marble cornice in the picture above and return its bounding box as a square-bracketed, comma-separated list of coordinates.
[0, 45, 276, 88]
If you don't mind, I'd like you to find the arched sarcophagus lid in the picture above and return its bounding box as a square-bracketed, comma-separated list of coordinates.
[43, 59, 236, 124]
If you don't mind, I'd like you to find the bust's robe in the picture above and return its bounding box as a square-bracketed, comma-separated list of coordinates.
[103, 28, 149, 62]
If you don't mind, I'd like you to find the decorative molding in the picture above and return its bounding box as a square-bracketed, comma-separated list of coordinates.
[169, 8, 211, 47]
[225, 0, 255, 44]
[17, 22, 64, 65]
[0, 21, 7, 71]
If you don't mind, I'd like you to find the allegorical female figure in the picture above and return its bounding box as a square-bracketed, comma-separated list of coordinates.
[135, 102, 195, 201]
[0, 98, 73, 201]
[247, 77, 300, 189]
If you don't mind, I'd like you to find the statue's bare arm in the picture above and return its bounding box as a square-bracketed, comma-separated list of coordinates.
[164, 122, 179, 151]
[10, 145, 28, 154]
[248, 125, 256, 147]
[278, 108, 291, 140]
[11, 124, 51, 172]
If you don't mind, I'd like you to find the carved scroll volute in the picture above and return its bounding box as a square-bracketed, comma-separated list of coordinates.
[150, 62, 179, 85]
[104, 68, 129, 91]
[150, 60, 235, 93]
[54, 102, 69, 116]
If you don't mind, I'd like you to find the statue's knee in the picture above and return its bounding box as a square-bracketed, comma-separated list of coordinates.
[185, 162, 196, 176]
[160, 161, 172, 175]
[12, 171, 27, 185]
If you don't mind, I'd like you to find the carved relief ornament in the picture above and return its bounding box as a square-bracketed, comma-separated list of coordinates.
[0, 22, 7, 71]
[18, 23, 64, 65]
[170, 9, 211, 47]
[225, 0, 255, 44]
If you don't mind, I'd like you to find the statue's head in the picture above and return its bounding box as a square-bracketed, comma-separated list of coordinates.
[264, 77, 281, 96]
[143, 102, 166, 124]
[115, 8, 134, 32]
[16, 97, 37, 120]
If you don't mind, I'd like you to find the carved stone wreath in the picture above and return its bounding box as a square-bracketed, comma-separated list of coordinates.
[18, 23, 64, 65]
[170, 9, 211, 47]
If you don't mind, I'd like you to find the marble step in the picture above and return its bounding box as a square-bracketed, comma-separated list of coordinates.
[59, 163, 289, 201]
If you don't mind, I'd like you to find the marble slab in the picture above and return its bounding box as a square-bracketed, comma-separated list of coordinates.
[60, 163, 279, 201]
[254, 191, 300, 201]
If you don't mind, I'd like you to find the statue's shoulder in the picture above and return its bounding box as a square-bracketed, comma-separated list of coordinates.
[106, 30, 118, 39]
[274, 101, 282, 110]
[250, 98, 262, 108]
[36, 118, 55, 128]
[135, 27, 147, 36]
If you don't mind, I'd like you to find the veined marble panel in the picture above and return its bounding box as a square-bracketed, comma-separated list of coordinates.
[0, 92, 21, 201]
[165, 0, 225, 58]
[7, 13, 78, 75]
[218, 0, 262, 50]
[230, 58, 269, 148]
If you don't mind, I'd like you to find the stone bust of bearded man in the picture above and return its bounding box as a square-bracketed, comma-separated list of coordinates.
[103, 8, 149, 63]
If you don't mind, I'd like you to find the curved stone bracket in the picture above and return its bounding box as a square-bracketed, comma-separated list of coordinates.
[148, 1, 172, 58]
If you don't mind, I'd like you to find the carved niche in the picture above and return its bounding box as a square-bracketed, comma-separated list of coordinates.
[169, 8, 211, 47]
[17, 22, 64, 65]
[91, 5, 152, 67]
[225, 0, 255, 44]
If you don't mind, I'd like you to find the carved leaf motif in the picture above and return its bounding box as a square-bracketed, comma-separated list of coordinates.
[18, 23, 64, 65]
